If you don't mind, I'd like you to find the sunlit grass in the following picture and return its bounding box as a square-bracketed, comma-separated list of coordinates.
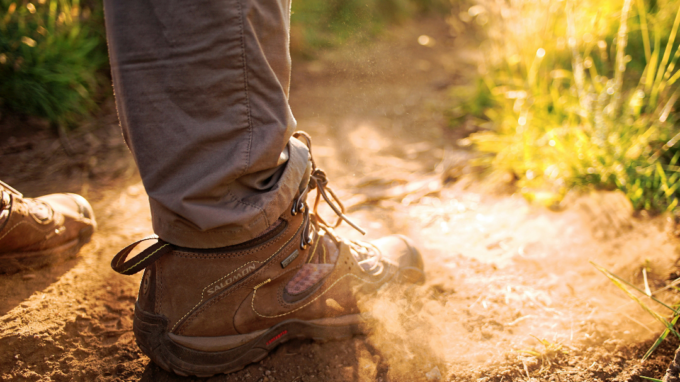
[463, 0, 680, 212]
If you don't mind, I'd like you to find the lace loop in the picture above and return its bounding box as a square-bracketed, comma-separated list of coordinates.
[291, 131, 367, 250]
[0, 180, 22, 198]
[292, 131, 366, 240]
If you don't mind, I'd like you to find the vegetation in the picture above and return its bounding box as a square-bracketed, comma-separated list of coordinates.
[463, 0, 680, 213]
[291, 0, 446, 54]
[0, 0, 107, 127]
[593, 261, 680, 364]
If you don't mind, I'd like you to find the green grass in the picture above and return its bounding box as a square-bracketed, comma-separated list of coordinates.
[462, 0, 680, 213]
[0, 0, 107, 127]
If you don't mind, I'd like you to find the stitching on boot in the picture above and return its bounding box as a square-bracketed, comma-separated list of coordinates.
[173, 221, 286, 259]
[250, 273, 374, 319]
[251, 246, 395, 316]
[277, 261, 345, 308]
[0, 220, 54, 242]
[121, 244, 169, 273]
[172, 219, 305, 333]
[305, 233, 320, 263]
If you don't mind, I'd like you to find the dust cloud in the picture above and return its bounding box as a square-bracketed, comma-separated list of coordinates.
[356, 189, 678, 380]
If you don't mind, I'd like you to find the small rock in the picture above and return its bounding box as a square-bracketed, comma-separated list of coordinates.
[22, 274, 36, 281]
[426, 366, 442, 381]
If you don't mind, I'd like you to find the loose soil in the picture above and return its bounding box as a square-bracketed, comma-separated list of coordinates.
[2, 16, 680, 382]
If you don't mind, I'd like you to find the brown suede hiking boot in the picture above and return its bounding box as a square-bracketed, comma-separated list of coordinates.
[111, 133, 425, 377]
[0, 181, 96, 273]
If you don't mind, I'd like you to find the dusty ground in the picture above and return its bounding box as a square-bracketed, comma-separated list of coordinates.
[2, 16, 680, 382]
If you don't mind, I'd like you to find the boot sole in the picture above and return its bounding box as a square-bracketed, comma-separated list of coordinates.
[0, 226, 94, 274]
[133, 302, 367, 377]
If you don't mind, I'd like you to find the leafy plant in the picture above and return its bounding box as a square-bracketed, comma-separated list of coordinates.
[465, 0, 680, 212]
[0, 0, 107, 126]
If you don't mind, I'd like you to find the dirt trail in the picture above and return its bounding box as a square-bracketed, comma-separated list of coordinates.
[2, 16, 680, 382]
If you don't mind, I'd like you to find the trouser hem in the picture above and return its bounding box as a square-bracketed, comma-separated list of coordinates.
[151, 138, 310, 248]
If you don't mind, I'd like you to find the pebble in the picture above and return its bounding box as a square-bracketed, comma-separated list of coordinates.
[22, 274, 36, 281]
[426, 366, 442, 381]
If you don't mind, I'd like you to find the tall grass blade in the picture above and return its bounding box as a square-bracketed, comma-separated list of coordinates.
[636, 0, 652, 63]
[590, 262, 680, 340]
[651, 5, 680, 106]
[590, 261, 679, 314]
[643, 315, 680, 360]
[611, 0, 633, 113]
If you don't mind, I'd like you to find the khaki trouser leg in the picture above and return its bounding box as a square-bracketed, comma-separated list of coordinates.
[103, 0, 309, 248]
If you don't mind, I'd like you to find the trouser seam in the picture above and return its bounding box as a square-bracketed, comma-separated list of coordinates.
[237, 0, 253, 179]
[234, 0, 264, 228]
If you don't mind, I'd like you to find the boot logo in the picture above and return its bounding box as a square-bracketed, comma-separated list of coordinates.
[280, 250, 299, 269]
[207, 263, 257, 295]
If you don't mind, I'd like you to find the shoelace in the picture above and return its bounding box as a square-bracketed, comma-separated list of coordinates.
[0, 180, 21, 211]
[291, 132, 383, 275]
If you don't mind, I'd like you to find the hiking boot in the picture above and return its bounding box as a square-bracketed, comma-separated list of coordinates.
[0, 181, 97, 273]
[112, 132, 425, 377]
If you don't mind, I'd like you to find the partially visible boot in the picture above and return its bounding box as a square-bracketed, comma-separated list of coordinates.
[112, 132, 425, 377]
[0, 181, 97, 273]
[664, 345, 680, 382]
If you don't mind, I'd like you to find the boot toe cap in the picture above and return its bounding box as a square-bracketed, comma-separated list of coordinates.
[66, 193, 96, 224]
[38, 193, 97, 233]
